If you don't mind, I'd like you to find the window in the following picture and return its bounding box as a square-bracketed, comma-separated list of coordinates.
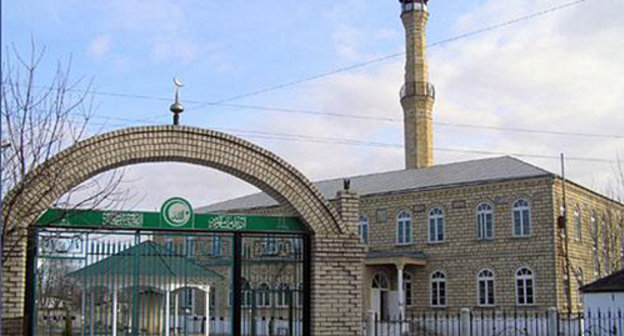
[476, 203, 494, 239]
[265, 236, 278, 255]
[372, 274, 389, 290]
[574, 206, 582, 240]
[576, 268, 584, 308]
[297, 283, 303, 307]
[512, 199, 531, 236]
[620, 219, 624, 261]
[516, 268, 535, 305]
[403, 272, 413, 306]
[183, 288, 195, 311]
[396, 211, 412, 245]
[430, 271, 446, 307]
[358, 215, 369, 244]
[428, 208, 445, 243]
[210, 289, 216, 307]
[212, 236, 222, 256]
[592, 212, 599, 276]
[276, 283, 289, 308]
[242, 279, 252, 308]
[477, 269, 495, 306]
[185, 236, 195, 257]
[257, 283, 271, 308]
[291, 237, 303, 256]
[602, 215, 610, 275]
[164, 237, 174, 251]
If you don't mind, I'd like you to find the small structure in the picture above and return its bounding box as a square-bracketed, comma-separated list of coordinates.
[70, 240, 222, 336]
[580, 269, 624, 314]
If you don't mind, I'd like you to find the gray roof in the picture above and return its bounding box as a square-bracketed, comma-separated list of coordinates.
[197, 156, 552, 213]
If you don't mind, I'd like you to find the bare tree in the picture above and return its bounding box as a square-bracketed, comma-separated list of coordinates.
[1, 41, 128, 258]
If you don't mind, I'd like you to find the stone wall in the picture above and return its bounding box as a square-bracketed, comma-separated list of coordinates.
[360, 176, 558, 312]
[552, 179, 624, 312]
[1, 126, 364, 335]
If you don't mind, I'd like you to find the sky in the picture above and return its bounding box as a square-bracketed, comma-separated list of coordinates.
[3, 0, 624, 211]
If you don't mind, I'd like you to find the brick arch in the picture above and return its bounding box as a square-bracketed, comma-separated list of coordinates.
[2, 125, 365, 335]
[4, 125, 345, 235]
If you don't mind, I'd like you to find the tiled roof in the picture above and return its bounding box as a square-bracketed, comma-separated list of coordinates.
[198, 156, 552, 213]
[580, 269, 624, 293]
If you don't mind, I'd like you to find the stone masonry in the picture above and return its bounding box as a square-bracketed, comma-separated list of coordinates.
[1, 125, 365, 335]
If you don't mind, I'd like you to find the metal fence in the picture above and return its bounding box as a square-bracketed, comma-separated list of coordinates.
[362, 309, 624, 336]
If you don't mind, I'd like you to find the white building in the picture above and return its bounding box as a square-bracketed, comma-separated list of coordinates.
[580, 269, 624, 314]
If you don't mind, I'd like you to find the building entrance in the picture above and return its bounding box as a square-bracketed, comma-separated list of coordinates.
[29, 201, 309, 336]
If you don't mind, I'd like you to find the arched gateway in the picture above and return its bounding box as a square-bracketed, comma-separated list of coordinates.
[2, 126, 365, 335]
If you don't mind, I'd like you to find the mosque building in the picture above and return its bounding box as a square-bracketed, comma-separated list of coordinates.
[198, 0, 624, 317]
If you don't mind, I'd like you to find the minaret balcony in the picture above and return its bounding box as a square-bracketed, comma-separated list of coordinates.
[400, 81, 435, 99]
[400, 0, 428, 13]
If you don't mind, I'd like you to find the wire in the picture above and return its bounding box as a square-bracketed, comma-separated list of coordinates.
[210, 126, 616, 164]
[191, 0, 590, 107]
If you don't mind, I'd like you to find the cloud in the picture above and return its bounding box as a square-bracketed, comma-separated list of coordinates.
[87, 34, 113, 62]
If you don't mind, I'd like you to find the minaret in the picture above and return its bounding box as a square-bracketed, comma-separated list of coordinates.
[399, 0, 435, 169]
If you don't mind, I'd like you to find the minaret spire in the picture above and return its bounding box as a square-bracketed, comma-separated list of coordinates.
[399, 0, 435, 169]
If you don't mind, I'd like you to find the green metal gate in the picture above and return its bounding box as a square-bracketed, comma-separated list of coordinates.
[30, 205, 309, 336]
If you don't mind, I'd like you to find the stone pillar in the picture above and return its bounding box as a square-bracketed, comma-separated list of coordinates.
[335, 182, 360, 235]
[548, 307, 558, 336]
[311, 234, 366, 336]
[397, 264, 405, 323]
[366, 310, 376, 336]
[460, 308, 471, 336]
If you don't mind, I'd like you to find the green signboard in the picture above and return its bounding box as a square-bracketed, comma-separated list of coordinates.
[36, 198, 306, 233]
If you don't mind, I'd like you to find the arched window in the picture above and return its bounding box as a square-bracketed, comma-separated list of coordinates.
[516, 268, 535, 305]
[574, 206, 582, 240]
[265, 236, 278, 255]
[212, 236, 222, 256]
[297, 283, 303, 307]
[359, 215, 369, 244]
[602, 215, 610, 275]
[429, 208, 445, 243]
[396, 211, 412, 245]
[242, 278, 252, 308]
[591, 212, 599, 276]
[372, 274, 389, 290]
[620, 218, 624, 261]
[477, 269, 495, 306]
[430, 271, 446, 307]
[512, 199, 531, 236]
[476, 203, 494, 239]
[257, 283, 271, 308]
[403, 272, 413, 306]
[275, 283, 289, 308]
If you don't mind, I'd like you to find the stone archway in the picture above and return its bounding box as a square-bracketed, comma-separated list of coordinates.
[2, 125, 364, 335]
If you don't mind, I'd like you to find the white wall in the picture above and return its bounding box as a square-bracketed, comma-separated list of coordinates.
[583, 292, 624, 314]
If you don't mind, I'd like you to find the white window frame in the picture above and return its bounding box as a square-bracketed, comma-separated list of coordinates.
[477, 269, 495, 307]
[512, 199, 531, 237]
[574, 206, 582, 240]
[164, 237, 174, 251]
[428, 208, 445, 243]
[396, 210, 412, 245]
[476, 202, 494, 240]
[602, 215, 610, 276]
[275, 283, 290, 308]
[265, 236, 278, 255]
[403, 272, 413, 307]
[185, 236, 195, 257]
[515, 267, 535, 306]
[372, 273, 390, 290]
[257, 282, 271, 308]
[212, 236, 222, 256]
[430, 271, 446, 307]
[358, 215, 369, 244]
[241, 279, 253, 308]
[591, 212, 599, 276]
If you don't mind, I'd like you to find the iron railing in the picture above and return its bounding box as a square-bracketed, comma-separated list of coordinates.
[362, 309, 624, 336]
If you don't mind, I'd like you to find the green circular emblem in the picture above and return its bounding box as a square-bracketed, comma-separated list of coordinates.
[161, 197, 193, 227]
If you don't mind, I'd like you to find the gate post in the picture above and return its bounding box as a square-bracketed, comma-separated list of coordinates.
[232, 233, 242, 336]
[548, 307, 558, 336]
[366, 310, 376, 336]
[461, 308, 471, 336]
